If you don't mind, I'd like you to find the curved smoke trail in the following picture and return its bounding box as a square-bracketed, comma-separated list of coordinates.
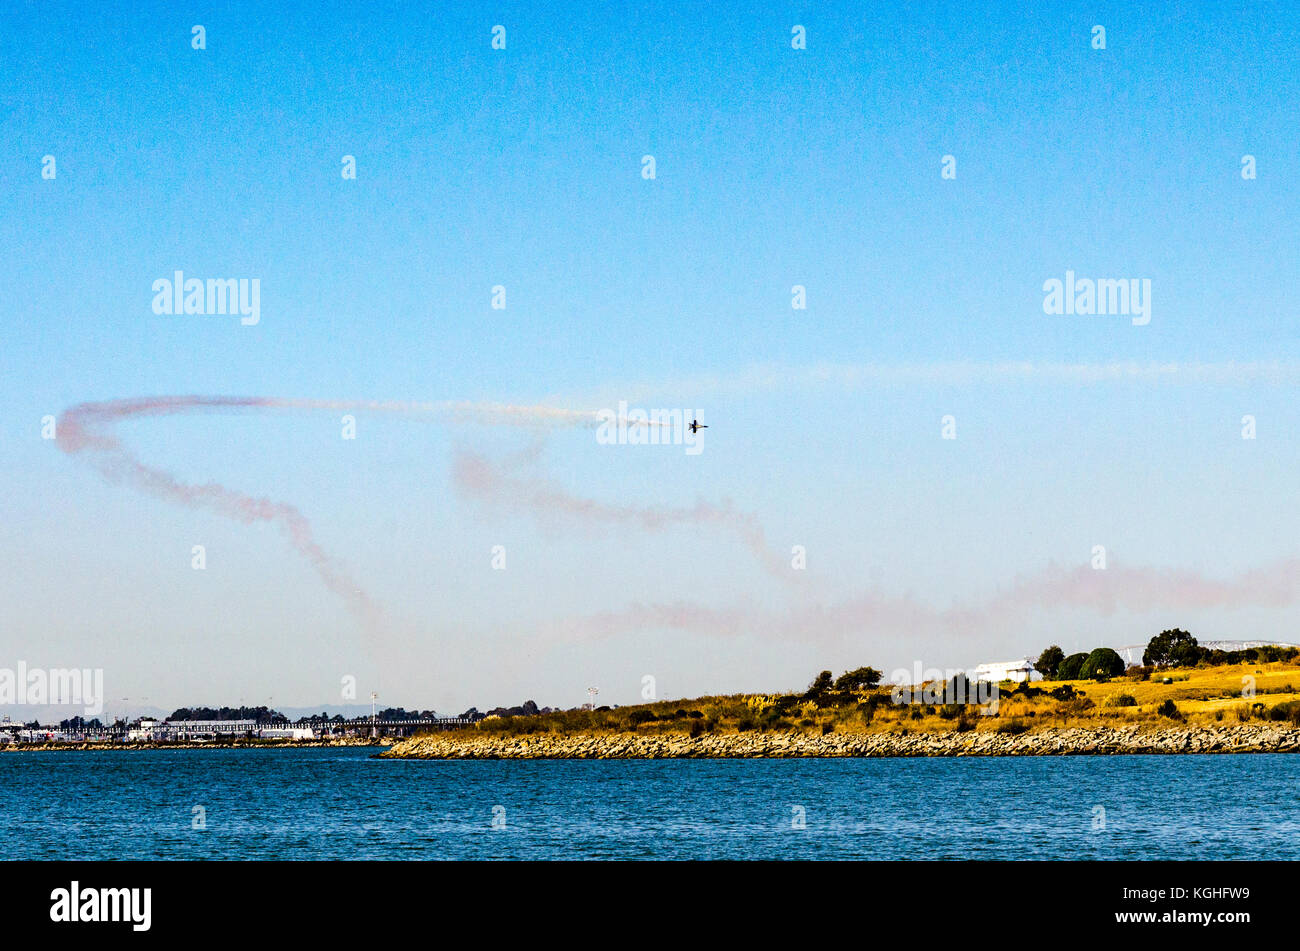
[452, 448, 788, 578]
[55, 395, 637, 629]
[55, 395, 707, 631]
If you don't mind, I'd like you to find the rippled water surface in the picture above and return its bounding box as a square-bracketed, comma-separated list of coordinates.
[2, 748, 1297, 859]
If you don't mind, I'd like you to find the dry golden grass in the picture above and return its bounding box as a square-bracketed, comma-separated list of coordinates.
[444, 661, 1300, 740]
[1045, 661, 1300, 725]
[1065, 661, 1299, 705]
[868, 661, 1300, 733]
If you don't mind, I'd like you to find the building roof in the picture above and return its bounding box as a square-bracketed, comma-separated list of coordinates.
[972, 659, 1036, 671]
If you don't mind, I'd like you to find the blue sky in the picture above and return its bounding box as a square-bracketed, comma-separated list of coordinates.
[2, 2, 1298, 713]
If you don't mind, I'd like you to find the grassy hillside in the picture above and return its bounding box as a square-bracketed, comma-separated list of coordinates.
[444, 661, 1300, 740]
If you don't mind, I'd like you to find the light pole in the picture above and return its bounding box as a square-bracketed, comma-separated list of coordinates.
[107, 698, 130, 740]
[370, 692, 378, 738]
[135, 697, 149, 741]
[587, 686, 599, 711]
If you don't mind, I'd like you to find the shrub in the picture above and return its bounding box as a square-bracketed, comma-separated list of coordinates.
[688, 719, 705, 738]
[1105, 693, 1138, 708]
[627, 710, 658, 726]
[1081, 648, 1126, 681]
[1056, 697, 1096, 716]
[1156, 699, 1181, 720]
[1144, 629, 1200, 668]
[1035, 645, 1065, 679]
[803, 671, 835, 702]
[833, 666, 883, 693]
[736, 717, 756, 732]
[997, 718, 1029, 735]
[1057, 653, 1089, 681]
[821, 722, 834, 735]
[688, 710, 704, 719]
[1267, 701, 1300, 726]
[941, 674, 978, 704]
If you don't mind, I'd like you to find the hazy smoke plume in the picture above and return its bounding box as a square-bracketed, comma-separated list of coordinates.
[547, 559, 1300, 646]
[452, 448, 787, 577]
[58, 395, 1298, 651]
[55, 395, 631, 628]
[602, 360, 1300, 405]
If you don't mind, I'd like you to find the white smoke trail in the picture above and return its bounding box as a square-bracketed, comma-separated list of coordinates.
[595, 360, 1300, 404]
[55, 395, 655, 629]
[452, 448, 787, 577]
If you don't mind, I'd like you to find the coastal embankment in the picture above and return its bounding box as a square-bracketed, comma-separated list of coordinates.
[382, 723, 1300, 759]
[2, 737, 392, 752]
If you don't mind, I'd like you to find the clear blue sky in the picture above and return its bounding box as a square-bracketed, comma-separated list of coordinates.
[2, 2, 1298, 714]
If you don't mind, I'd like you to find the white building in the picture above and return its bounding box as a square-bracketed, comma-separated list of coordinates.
[169, 719, 258, 738]
[971, 658, 1039, 684]
[257, 726, 315, 740]
[125, 718, 162, 742]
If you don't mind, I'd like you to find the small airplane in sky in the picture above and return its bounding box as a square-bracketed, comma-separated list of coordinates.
[688, 418, 708, 434]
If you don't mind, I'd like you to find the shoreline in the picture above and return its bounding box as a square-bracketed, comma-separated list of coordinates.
[380, 724, 1300, 759]
[1, 738, 393, 752]
[8, 725, 1300, 757]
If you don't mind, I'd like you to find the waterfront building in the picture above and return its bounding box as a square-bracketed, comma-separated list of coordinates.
[971, 658, 1039, 683]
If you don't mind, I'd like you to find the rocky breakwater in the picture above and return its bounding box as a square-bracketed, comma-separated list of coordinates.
[4, 736, 393, 752]
[381, 724, 1300, 759]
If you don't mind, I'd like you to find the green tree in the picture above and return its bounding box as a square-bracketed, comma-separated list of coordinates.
[833, 667, 883, 692]
[1080, 647, 1125, 680]
[1057, 652, 1089, 681]
[1143, 629, 1200, 668]
[803, 670, 835, 701]
[1035, 645, 1065, 679]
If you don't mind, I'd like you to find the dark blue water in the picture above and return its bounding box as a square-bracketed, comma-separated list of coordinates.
[2, 748, 1297, 859]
